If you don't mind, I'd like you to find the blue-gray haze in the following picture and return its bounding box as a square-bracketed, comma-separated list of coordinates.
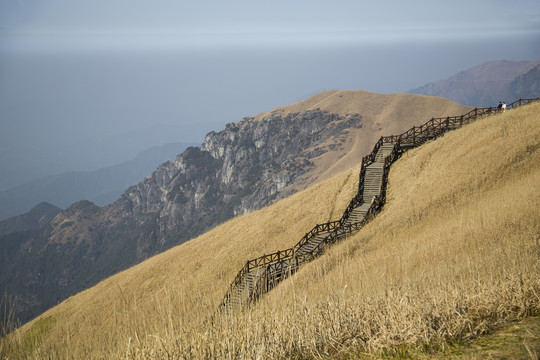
[1, 0, 539, 190]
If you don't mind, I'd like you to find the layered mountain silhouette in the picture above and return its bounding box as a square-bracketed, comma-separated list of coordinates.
[409, 60, 540, 107]
[0, 142, 195, 221]
[0, 91, 470, 324]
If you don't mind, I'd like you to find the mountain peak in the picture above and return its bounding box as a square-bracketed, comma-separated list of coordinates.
[0, 202, 62, 238]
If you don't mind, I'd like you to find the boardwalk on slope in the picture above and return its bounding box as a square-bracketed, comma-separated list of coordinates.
[220, 98, 538, 311]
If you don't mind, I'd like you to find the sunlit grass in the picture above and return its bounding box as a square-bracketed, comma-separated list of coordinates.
[1, 103, 538, 359]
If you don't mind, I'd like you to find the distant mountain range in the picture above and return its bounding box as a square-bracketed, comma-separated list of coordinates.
[0, 91, 470, 324]
[0, 142, 195, 221]
[409, 60, 540, 107]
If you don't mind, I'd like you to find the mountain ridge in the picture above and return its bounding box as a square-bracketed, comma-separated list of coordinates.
[0, 202, 62, 239]
[409, 60, 540, 106]
[0, 142, 195, 221]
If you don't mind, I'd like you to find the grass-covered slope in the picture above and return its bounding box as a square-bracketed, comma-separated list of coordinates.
[255, 90, 472, 194]
[1, 160, 360, 358]
[2, 103, 539, 359]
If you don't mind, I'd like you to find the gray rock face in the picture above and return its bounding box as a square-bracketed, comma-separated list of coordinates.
[0, 109, 362, 324]
[122, 110, 362, 254]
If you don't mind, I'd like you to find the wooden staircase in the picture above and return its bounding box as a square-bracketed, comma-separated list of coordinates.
[228, 267, 266, 309]
[363, 144, 394, 200]
[220, 98, 539, 311]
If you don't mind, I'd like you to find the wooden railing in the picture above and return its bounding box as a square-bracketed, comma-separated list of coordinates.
[220, 98, 538, 310]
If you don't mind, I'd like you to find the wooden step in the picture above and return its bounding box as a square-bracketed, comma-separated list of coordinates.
[342, 202, 371, 226]
[374, 144, 395, 161]
[296, 232, 331, 256]
[366, 162, 384, 169]
[364, 182, 381, 186]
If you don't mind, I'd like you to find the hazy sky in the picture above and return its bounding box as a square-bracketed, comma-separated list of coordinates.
[1, 0, 539, 190]
[2, 0, 539, 49]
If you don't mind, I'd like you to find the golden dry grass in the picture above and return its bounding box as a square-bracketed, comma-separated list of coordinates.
[1, 160, 360, 359]
[254, 90, 472, 198]
[254, 90, 470, 124]
[2, 102, 539, 359]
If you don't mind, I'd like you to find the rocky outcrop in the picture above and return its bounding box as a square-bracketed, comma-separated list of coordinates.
[121, 110, 362, 256]
[0, 109, 362, 324]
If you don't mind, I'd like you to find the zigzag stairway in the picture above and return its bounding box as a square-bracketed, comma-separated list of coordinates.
[220, 98, 538, 311]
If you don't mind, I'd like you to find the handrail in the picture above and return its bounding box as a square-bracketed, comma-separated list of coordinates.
[220, 219, 342, 306]
[220, 98, 539, 310]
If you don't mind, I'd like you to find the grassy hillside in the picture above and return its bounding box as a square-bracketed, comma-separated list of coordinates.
[2, 102, 539, 359]
[0, 91, 471, 327]
[256, 90, 472, 195]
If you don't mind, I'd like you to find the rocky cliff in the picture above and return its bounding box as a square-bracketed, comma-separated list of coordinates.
[1, 109, 362, 323]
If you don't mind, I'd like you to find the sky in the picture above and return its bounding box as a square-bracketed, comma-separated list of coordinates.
[1, 0, 539, 190]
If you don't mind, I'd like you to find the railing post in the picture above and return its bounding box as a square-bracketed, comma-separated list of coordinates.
[292, 248, 296, 276]
[412, 126, 416, 145]
[474, 107, 478, 119]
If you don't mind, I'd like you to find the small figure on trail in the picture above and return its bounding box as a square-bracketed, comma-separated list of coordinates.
[502, 102, 507, 112]
[497, 101, 502, 111]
